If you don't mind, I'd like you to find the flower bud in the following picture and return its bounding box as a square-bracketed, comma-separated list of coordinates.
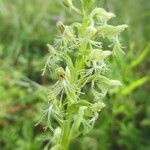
[56, 21, 65, 33]
[63, 0, 72, 7]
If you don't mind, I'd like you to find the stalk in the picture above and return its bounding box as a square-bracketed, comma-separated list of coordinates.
[61, 108, 72, 150]
[60, 7, 89, 149]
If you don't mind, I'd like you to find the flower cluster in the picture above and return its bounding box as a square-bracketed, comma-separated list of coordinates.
[41, 0, 127, 149]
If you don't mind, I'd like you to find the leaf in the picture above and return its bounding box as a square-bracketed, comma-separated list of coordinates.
[68, 100, 92, 114]
[130, 44, 150, 68]
[121, 76, 149, 96]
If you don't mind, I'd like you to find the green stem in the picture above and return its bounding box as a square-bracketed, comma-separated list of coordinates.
[61, 122, 70, 150]
[75, 8, 89, 71]
[61, 4, 89, 150]
[60, 106, 72, 150]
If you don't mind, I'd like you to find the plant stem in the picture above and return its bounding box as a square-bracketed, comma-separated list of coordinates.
[60, 6, 90, 150]
[75, 6, 89, 71]
[60, 106, 72, 150]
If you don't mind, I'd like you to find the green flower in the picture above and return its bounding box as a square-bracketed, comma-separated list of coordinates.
[40, 0, 127, 149]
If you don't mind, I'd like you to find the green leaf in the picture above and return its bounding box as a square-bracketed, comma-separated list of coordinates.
[130, 44, 150, 68]
[68, 100, 92, 113]
[121, 76, 149, 96]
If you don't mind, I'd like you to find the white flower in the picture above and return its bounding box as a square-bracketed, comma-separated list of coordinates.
[90, 8, 115, 25]
[86, 26, 97, 37]
[55, 21, 77, 50]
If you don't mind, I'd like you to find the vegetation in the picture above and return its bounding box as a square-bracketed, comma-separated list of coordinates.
[0, 0, 149, 150]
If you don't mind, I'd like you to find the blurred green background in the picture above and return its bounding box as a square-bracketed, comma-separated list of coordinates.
[0, 0, 149, 150]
